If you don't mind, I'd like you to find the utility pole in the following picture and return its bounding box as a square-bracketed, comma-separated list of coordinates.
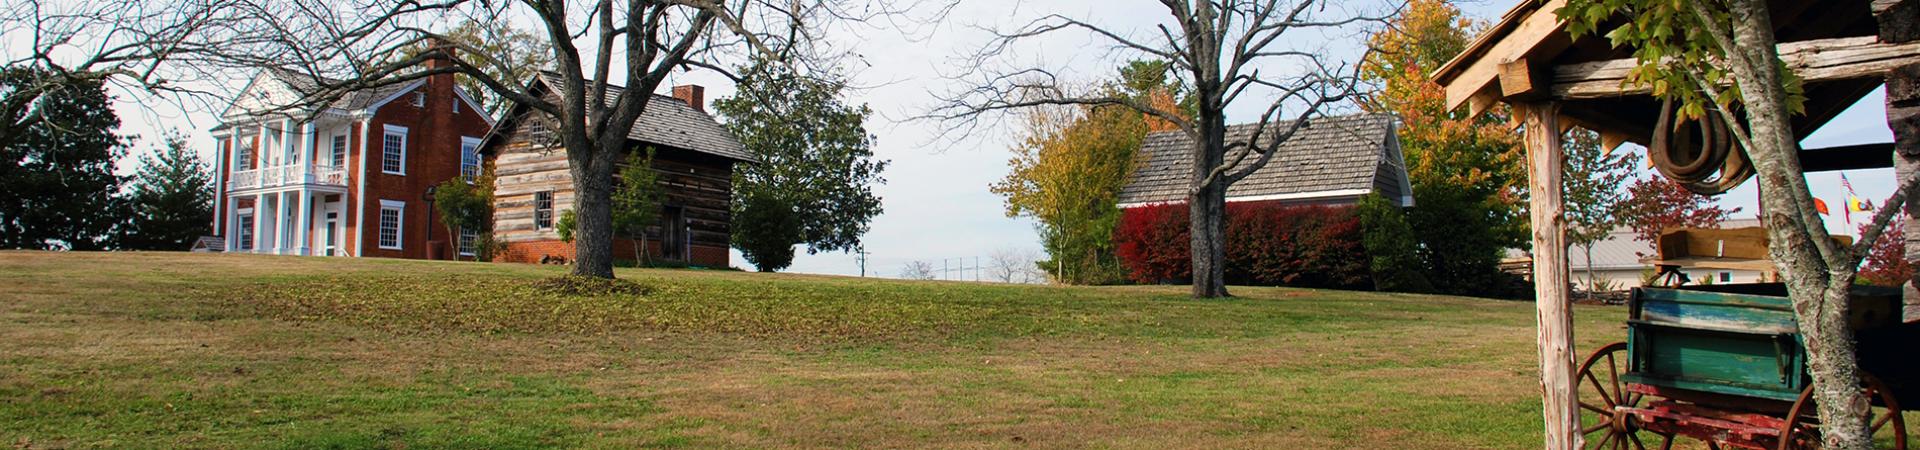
[855, 247, 870, 277]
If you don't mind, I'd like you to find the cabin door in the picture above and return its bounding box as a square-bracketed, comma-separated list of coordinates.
[662, 206, 686, 261]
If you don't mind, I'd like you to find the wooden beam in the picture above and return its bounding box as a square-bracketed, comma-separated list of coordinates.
[1441, 0, 1570, 112]
[1799, 143, 1896, 172]
[1552, 36, 1920, 99]
[1519, 101, 1578, 450]
[1500, 58, 1546, 100]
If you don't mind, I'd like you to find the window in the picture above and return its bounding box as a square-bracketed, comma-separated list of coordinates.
[1720, 272, 1732, 283]
[378, 200, 404, 250]
[411, 91, 426, 107]
[459, 226, 478, 256]
[236, 213, 254, 250]
[460, 137, 481, 181]
[382, 125, 407, 175]
[452, 95, 461, 114]
[236, 141, 253, 169]
[330, 135, 347, 168]
[534, 191, 554, 230]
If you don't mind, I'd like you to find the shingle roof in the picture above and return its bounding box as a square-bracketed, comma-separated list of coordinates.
[265, 67, 418, 111]
[1117, 113, 1399, 205]
[530, 73, 751, 162]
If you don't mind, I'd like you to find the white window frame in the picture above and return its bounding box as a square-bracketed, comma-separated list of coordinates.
[382, 124, 408, 175]
[458, 226, 478, 257]
[459, 136, 482, 182]
[411, 91, 426, 107]
[236, 139, 253, 169]
[378, 199, 405, 250]
[533, 191, 554, 230]
[330, 134, 348, 169]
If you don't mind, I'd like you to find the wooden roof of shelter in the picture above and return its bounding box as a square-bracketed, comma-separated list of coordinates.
[1432, 0, 1917, 171]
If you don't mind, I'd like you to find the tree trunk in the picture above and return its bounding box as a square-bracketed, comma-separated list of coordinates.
[568, 144, 618, 279]
[1189, 113, 1230, 299]
[1584, 244, 1597, 301]
[1721, 1, 1872, 447]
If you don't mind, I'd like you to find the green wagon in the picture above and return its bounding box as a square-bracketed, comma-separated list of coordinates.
[1579, 283, 1912, 449]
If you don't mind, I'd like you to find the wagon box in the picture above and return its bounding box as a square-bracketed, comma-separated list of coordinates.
[1625, 285, 1902, 402]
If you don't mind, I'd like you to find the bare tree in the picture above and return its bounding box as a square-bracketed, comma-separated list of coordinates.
[986, 247, 1043, 284]
[0, 0, 254, 147]
[222, 0, 905, 279]
[928, 1, 1391, 298]
[898, 260, 935, 280]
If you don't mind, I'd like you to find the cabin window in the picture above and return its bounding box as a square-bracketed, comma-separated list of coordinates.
[534, 191, 554, 230]
[1719, 272, 1732, 283]
[378, 200, 404, 250]
[382, 125, 407, 175]
[460, 136, 481, 181]
[236, 213, 254, 250]
[330, 135, 347, 168]
[458, 226, 478, 256]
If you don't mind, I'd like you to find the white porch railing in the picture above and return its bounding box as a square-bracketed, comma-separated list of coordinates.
[227, 164, 347, 191]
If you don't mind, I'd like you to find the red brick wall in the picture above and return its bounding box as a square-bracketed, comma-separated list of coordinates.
[498, 238, 730, 267]
[355, 71, 493, 260]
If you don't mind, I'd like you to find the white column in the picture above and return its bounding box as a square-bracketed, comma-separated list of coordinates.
[225, 197, 237, 251]
[252, 193, 266, 253]
[274, 192, 290, 254]
[295, 190, 313, 255]
[300, 121, 317, 182]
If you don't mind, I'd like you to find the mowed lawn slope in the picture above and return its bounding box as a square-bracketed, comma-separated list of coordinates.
[1, 251, 1622, 449]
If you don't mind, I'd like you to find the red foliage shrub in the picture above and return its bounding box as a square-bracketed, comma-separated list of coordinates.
[1113, 201, 1370, 289]
[1859, 221, 1912, 288]
[1113, 203, 1191, 283]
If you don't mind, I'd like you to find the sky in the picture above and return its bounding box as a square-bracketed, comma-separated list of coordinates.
[69, 0, 1907, 278]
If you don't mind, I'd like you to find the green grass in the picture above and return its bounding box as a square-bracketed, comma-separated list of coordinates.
[2, 251, 1628, 448]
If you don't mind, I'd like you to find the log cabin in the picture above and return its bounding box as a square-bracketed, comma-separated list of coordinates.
[479, 74, 751, 267]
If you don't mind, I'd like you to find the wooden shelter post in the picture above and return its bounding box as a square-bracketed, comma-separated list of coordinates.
[1881, 0, 1920, 319]
[1519, 101, 1579, 450]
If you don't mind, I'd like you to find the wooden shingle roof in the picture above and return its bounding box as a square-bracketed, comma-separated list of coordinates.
[528, 73, 752, 162]
[1117, 114, 1402, 206]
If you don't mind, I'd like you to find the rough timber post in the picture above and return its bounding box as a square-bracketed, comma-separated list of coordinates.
[1520, 101, 1578, 450]
[1879, 0, 1920, 319]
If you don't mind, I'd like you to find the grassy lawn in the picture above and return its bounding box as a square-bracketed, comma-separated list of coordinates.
[1, 251, 1629, 449]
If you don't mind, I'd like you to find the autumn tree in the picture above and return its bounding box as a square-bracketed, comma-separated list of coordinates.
[1359, 0, 1527, 296]
[1616, 177, 1740, 246]
[935, 1, 1386, 298]
[432, 165, 496, 261]
[991, 60, 1187, 285]
[1858, 220, 1911, 288]
[1561, 129, 1639, 296]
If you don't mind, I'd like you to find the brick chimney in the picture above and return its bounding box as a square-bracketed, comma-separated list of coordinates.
[672, 84, 705, 112]
[423, 37, 456, 71]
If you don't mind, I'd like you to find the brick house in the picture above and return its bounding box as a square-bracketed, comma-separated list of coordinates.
[1117, 113, 1413, 210]
[209, 59, 493, 259]
[479, 74, 752, 267]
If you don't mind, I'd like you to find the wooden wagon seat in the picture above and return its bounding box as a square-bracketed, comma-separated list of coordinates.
[1642, 227, 1855, 273]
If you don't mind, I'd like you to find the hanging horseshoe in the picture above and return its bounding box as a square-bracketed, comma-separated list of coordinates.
[1648, 97, 1755, 195]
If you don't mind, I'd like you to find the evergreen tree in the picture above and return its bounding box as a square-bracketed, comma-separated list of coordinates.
[715, 63, 885, 273]
[122, 132, 213, 250]
[1355, 194, 1431, 292]
[0, 67, 128, 250]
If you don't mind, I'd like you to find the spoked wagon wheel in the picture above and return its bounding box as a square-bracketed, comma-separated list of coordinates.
[1579, 342, 1676, 449]
[1778, 374, 1907, 450]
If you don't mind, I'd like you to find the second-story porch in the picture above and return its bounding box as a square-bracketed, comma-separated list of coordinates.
[226, 163, 349, 194]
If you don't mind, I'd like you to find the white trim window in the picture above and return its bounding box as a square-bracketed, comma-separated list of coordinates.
[458, 226, 478, 257]
[236, 140, 253, 170]
[378, 200, 404, 250]
[330, 134, 348, 168]
[460, 136, 481, 182]
[533, 191, 554, 230]
[411, 91, 426, 107]
[381, 125, 407, 175]
[236, 212, 255, 251]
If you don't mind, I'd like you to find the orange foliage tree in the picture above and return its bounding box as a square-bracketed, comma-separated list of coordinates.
[1358, 0, 1528, 296]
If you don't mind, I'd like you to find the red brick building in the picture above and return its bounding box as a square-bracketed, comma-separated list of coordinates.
[209, 60, 493, 259]
[480, 74, 752, 267]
